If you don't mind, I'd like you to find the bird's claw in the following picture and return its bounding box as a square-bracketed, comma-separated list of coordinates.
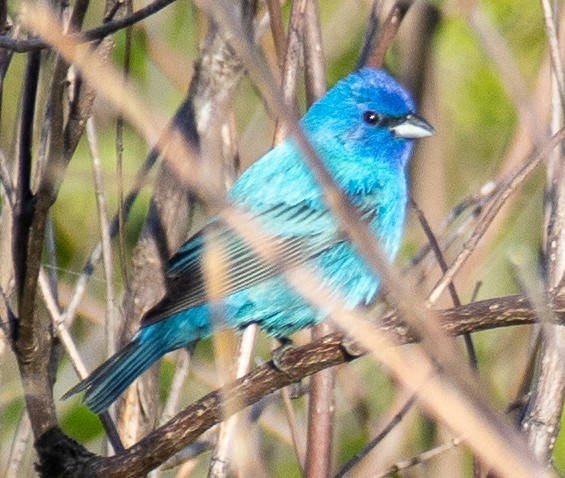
[272, 337, 294, 371]
[272, 338, 307, 397]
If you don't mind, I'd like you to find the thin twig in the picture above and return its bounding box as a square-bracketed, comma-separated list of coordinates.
[44, 217, 58, 304]
[373, 437, 464, 478]
[541, 0, 565, 111]
[116, 0, 134, 290]
[272, 0, 307, 144]
[365, 0, 412, 68]
[159, 350, 192, 425]
[411, 198, 478, 369]
[428, 127, 565, 305]
[115, 37, 188, 455]
[510, 250, 563, 462]
[38, 267, 125, 453]
[266, 0, 286, 68]
[334, 395, 416, 478]
[303, 0, 326, 104]
[412, 197, 482, 478]
[305, 318, 335, 478]
[209, 324, 258, 477]
[408, 181, 498, 271]
[38, 269, 89, 379]
[279, 385, 306, 471]
[357, 0, 383, 69]
[86, 117, 117, 358]
[302, 2, 335, 475]
[161, 435, 215, 470]
[412, 200, 482, 476]
[0, 285, 14, 336]
[33, 64, 53, 194]
[0, 0, 177, 52]
[0, 147, 15, 207]
[4, 411, 32, 478]
[61, 148, 160, 327]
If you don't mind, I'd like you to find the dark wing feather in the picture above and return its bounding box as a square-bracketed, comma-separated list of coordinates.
[141, 202, 355, 326]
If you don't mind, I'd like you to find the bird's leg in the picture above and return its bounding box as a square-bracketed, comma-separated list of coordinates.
[184, 342, 197, 356]
[271, 337, 307, 398]
[277, 336, 294, 348]
[271, 336, 295, 371]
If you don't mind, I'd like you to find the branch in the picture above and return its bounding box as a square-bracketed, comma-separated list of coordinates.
[115, 0, 250, 447]
[302, 2, 334, 477]
[272, 0, 306, 144]
[364, 0, 412, 68]
[334, 395, 416, 478]
[12, 49, 39, 309]
[0, 0, 176, 52]
[358, 0, 383, 68]
[14, 48, 60, 440]
[35, 294, 560, 477]
[14, 0, 133, 444]
[520, 0, 565, 460]
[266, 0, 286, 67]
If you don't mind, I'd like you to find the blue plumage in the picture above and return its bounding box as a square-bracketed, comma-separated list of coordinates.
[64, 68, 433, 413]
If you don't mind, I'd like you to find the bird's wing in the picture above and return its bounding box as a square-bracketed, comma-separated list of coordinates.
[140, 202, 355, 326]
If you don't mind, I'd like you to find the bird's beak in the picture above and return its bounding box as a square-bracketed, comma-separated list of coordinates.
[389, 113, 434, 139]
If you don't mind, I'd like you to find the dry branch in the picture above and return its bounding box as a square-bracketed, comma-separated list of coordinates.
[34, 293, 561, 478]
[0, 0, 176, 52]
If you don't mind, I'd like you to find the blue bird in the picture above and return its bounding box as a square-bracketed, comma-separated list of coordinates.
[64, 67, 433, 413]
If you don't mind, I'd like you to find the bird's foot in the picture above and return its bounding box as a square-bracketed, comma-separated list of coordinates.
[341, 337, 366, 357]
[184, 342, 197, 356]
[272, 338, 306, 398]
[271, 337, 294, 372]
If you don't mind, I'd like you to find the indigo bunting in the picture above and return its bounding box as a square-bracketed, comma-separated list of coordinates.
[64, 68, 433, 413]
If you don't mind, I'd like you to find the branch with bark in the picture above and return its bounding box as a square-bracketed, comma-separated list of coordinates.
[33, 293, 562, 478]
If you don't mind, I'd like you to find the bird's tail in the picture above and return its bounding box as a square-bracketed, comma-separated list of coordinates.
[63, 335, 168, 414]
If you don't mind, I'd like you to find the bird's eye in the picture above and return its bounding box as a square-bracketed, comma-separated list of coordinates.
[363, 110, 382, 125]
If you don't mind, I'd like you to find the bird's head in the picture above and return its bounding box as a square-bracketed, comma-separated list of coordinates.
[302, 67, 434, 168]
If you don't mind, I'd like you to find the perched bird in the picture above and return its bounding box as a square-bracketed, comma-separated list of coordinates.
[64, 67, 433, 413]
